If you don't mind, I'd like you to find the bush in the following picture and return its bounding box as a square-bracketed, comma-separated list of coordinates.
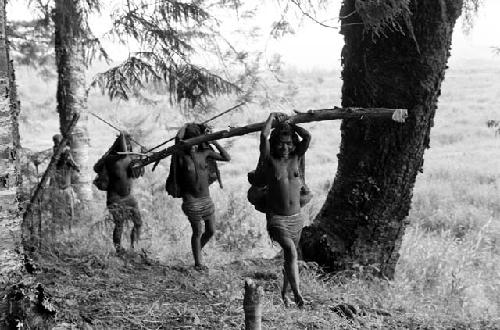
[214, 191, 265, 253]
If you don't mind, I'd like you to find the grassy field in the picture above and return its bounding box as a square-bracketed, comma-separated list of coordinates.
[16, 58, 500, 328]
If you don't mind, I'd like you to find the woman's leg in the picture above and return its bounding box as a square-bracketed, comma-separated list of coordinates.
[190, 220, 204, 266]
[277, 236, 304, 307]
[201, 213, 215, 249]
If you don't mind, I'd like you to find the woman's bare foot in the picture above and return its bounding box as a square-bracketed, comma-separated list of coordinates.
[115, 246, 126, 256]
[281, 291, 292, 307]
[194, 264, 209, 272]
[294, 294, 305, 308]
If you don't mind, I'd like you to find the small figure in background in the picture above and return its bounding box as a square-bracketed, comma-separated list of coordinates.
[48, 134, 80, 229]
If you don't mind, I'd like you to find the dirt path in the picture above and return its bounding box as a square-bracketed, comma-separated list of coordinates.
[36, 252, 289, 329]
[31, 250, 447, 330]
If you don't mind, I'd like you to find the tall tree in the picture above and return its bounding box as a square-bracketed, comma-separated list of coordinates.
[300, 0, 464, 278]
[53, 0, 94, 205]
[8, 0, 251, 220]
[0, 0, 24, 287]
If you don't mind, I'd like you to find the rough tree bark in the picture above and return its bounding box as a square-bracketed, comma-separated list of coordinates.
[0, 5, 59, 327]
[300, 0, 464, 278]
[54, 0, 92, 206]
[0, 0, 24, 284]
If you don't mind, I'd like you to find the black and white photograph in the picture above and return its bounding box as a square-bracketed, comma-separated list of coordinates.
[1, 0, 499, 328]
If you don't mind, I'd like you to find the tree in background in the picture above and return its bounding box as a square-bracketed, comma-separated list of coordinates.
[7, 6, 54, 79]
[9, 0, 251, 212]
[7, 0, 109, 208]
[0, 0, 26, 313]
[53, 0, 104, 206]
[9, 0, 485, 279]
[12, 0, 313, 112]
[300, 0, 472, 278]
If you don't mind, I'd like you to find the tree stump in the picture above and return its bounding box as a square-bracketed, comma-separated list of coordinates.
[243, 278, 263, 330]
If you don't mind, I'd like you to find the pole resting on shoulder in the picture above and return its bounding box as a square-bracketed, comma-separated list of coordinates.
[145, 101, 247, 154]
[116, 151, 150, 157]
[132, 106, 407, 171]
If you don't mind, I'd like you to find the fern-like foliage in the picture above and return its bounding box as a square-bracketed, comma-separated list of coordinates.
[8, 19, 54, 71]
[462, 0, 482, 33]
[91, 53, 239, 107]
[270, 19, 295, 38]
[110, 0, 209, 56]
[173, 64, 239, 107]
[93, 0, 241, 107]
[91, 56, 156, 101]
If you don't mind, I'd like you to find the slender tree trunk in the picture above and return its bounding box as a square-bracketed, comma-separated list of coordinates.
[0, 0, 24, 282]
[54, 0, 92, 206]
[300, 0, 463, 278]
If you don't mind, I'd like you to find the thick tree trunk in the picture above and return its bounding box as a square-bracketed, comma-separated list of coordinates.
[54, 0, 92, 206]
[301, 0, 463, 278]
[0, 0, 24, 283]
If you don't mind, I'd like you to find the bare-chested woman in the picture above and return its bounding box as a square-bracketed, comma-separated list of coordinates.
[94, 132, 143, 254]
[260, 112, 311, 307]
[172, 123, 230, 270]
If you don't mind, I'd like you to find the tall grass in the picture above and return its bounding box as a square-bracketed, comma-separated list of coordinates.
[393, 60, 500, 323]
[17, 59, 500, 326]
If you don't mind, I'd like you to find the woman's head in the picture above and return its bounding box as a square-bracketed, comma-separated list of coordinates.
[183, 123, 203, 139]
[110, 132, 132, 154]
[270, 123, 298, 158]
[179, 123, 209, 152]
[52, 134, 63, 146]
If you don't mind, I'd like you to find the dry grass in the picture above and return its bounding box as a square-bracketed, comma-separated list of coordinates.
[30, 243, 449, 330]
[16, 59, 500, 328]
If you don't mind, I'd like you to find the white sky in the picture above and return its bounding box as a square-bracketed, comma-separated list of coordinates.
[6, 0, 500, 70]
[448, 0, 500, 65]
[272, 0, 500, 69]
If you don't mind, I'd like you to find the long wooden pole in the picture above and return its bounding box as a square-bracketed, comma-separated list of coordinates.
[136, 107, 407, 169]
